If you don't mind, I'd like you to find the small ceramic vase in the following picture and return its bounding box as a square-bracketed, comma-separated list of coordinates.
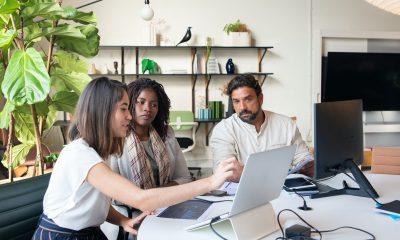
[226, 58, 235, 74]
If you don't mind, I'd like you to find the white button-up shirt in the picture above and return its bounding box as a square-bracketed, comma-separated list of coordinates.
[210, 110, 311, 170]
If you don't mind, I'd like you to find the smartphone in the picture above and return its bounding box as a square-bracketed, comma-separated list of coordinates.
[284, 177, 317, 190]
[202, 190, 228, 197]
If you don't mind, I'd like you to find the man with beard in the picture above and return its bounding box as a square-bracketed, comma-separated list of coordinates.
[210, 74, 313, 182]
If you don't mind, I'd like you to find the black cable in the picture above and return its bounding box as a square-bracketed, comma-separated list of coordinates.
[276, 209, 322, 240]
[76, 0, 102, 9]
[276, 209, 376, 240]
[209, 216, 227, 240]
[312, 226, 376, 240]
[290, 188, 313, 211]
[313, 174, 336, 182]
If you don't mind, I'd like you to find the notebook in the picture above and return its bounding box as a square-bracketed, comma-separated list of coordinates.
[185, 145, 296, 231]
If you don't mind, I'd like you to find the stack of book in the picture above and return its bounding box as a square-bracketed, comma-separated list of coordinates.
[197, 108, 211, 119]
[208, 101, 223, 119]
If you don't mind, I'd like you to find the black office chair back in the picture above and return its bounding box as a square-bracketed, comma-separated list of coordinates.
[0, 173, 50, 240]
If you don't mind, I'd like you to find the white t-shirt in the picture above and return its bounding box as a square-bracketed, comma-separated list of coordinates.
[43, 138, 111, 230]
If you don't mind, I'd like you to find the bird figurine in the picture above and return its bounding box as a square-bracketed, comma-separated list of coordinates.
[176, 27, 192, 46]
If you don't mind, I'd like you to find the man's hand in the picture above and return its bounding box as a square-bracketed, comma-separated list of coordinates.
[297, 160, 314, 177]
[227, 159, 244, 182]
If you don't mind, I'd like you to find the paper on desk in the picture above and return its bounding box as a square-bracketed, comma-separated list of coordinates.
[219, 182, 239, 195]
[287, 156, 313, 175]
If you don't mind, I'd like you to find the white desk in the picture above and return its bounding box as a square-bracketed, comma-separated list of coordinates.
[138, 173, 400, 240]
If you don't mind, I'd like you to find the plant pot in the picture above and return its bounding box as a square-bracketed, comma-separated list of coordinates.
[44, 162, 53, 170]
[224, 32, 251, 46]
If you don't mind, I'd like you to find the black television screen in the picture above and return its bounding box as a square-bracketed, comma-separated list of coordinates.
[322, 52, 400, 111]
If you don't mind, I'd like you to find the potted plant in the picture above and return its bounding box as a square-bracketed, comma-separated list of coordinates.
[222, 19, 251, 46]
[43, 152, 58, 170]
[0, 0, 100, 180]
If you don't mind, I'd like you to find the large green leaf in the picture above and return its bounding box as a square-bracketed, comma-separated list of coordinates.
[0, 100, 14, 128]
[0, 0, 20, 14]
[44, 105, 57, 129]
[1, 48, 51, 105]
[51, 67, 90, 95]
[50, 91, 78, 113]
[53, 50, 88, 73]
[64, 8, 97, 25]
[13, 110, 35, 144]
[25, 24, 86, 43]
[0, 29, 16, 49]
[23, 23, 43, 45]
[1, 143, 34, 169]
[22, 2, 64, 21]
[56, 24, 99, 58]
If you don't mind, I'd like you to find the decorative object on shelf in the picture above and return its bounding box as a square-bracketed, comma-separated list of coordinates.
[223, 19, 251, 46]
[143, 22, 157, 46]
[141, 0, 154, 21]
[89, 63, 97, 74]
[365, 0, 400, 15]
[225, 58, 235, 74]
[205, 37, 213, 73]
[176, 27, 192, 46]
[141, 58, 160, 74]
[160, 36, 174, 46]
[101, 64, 109, 74]
[206, 58, 220, 74]
[113, 61, 118, 74]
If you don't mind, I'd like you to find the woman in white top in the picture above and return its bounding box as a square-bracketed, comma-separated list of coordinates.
[32, 77, 233, 239]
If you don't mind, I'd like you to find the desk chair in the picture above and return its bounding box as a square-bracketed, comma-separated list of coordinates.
[169, 111, 201, 179]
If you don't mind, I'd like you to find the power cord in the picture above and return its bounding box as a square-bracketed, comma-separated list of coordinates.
[276, 209, 321, 240]
[283, 187, 312, 211]
[312, 226, 375, 240]
[275, 209, 376, 240]
[209, 216, 227, 240]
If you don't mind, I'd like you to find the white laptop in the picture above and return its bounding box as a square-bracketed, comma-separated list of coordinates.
[185, 145, 296, 231]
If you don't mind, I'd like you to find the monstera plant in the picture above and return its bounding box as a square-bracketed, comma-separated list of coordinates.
[0, 0, 100, 179]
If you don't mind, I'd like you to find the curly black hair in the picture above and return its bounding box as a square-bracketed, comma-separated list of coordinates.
[226, 74, 262, 97]
[127, 78, 171, 141]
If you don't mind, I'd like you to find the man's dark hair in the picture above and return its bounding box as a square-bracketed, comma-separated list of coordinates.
[127, 78, 171, 141]
[68, 77, 127, 159]
[226, 74, 262, 97]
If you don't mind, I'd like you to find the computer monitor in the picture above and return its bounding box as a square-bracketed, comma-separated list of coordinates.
[311, 99, 379, 199]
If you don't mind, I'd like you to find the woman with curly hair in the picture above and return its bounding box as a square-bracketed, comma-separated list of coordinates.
[102, 78, 192, 238]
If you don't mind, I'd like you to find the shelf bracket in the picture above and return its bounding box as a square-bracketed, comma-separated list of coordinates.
[205, 74, 212, 105]
[260, 74, 267, 86]
[191, 74, 198, 112]
[135, 47, 139, 79]
[258, 47, 268, 72]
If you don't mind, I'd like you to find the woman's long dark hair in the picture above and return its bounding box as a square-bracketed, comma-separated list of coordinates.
[68, 77, 127, 159]
[127, 78, 171, 141]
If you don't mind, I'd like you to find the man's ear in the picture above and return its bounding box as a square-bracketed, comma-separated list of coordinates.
[258, 93, 264, 105]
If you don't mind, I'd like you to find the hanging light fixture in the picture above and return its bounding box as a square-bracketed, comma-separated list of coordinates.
[365, 0, 400, 15]
[141, 0, 154, 21]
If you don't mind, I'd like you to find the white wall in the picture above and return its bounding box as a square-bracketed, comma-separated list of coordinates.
[66, 0, 400, 147]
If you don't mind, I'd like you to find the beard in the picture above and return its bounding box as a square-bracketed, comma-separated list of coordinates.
[238, 109, 259, 123]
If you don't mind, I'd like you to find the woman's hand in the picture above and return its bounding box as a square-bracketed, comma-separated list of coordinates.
[209, 157, 235, 190]
[121, 211, 149, 236]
